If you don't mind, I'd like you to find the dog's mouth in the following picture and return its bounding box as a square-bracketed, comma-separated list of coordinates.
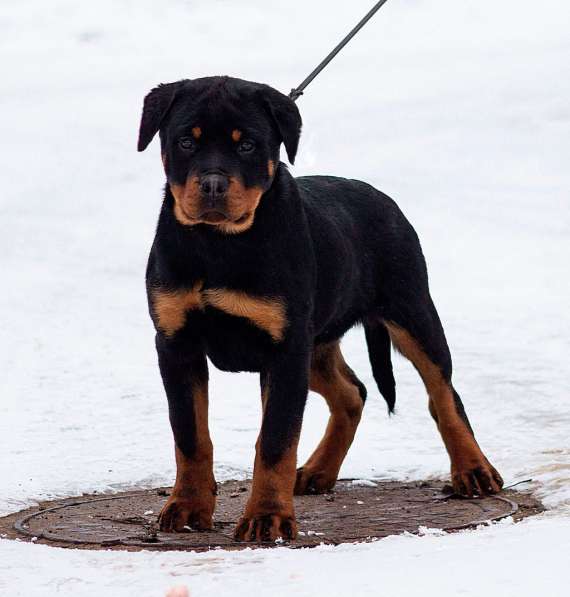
[198, 210, 252, 226]
[200, 210, 228, 224]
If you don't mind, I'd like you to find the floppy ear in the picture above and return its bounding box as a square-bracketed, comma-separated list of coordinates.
[260, 86, 302, 164]
[137, 81, 184, 152]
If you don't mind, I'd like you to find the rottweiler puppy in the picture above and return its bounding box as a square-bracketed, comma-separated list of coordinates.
[138, 76, 503, 542]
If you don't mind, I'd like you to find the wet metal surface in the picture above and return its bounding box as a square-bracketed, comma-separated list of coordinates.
[1, 480, 542, 551]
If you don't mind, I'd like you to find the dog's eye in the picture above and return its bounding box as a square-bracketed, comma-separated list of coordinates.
[179, 137, 196, 151]
[237, 140, 255, 154]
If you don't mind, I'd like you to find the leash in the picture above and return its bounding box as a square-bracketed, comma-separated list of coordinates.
[289, 0, 390, 101]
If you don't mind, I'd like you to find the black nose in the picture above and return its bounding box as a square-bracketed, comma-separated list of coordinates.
[199, 174, 229, 199]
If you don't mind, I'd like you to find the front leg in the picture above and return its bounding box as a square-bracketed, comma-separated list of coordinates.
[234, 350, 310, 542]
[156, 335, 217, 531]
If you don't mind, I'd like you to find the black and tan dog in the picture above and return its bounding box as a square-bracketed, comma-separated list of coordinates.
[138, 76, 503, 542]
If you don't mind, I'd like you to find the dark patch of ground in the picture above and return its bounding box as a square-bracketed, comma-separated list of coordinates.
[0, 479, 543, 552]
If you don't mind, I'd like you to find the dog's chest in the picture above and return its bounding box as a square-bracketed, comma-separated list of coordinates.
[150, 282, 286, 370]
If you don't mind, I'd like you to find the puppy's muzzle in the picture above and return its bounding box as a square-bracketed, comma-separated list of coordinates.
[200, 173, 228, 203]
[198, 173, 231, 223]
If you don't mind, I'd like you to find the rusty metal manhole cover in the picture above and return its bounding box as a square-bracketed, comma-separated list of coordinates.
[0, 480, 542, 551]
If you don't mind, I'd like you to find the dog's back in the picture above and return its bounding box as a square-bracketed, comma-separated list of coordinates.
[296, 175, 427, 338]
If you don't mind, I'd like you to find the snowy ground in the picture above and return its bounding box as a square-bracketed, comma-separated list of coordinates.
[1, 0, 569, 595]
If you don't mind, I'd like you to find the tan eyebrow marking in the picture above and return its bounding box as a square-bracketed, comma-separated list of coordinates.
[231, 129, 242, 142]
[192, 127, 202, 139]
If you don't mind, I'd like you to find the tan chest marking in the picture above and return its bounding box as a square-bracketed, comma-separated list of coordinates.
[151, 282, 204, 337]
[152, 284, 287, 341]
[203, 289, 286, 342]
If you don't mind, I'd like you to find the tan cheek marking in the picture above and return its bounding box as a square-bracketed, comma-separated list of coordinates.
[220, 181, 264, 234]
[231, 129, 242, 142]
[151, 283, 204, 337]
[268, 160, 275, 177]
[169, 182, 184, 204]
[170, 179, 201, 226]
[172, 178, 263, 233]
[192, 126, 202, 139]
[170, 183, 192, 226]
[203, 289, 287, 342]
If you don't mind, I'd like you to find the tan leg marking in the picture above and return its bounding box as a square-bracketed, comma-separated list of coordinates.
[384, 321, 502, 495]
[267, 159, 275, 177]
[295, 342, 364, 495]
[234, 435, 298, 542]
[158, 381, 216, 531]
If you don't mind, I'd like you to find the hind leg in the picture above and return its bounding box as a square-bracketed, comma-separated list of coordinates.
[384, 301, 503, 497]
[295, 341, 366, 495]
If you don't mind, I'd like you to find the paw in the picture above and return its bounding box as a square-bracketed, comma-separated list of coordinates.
[233, 513, 297, 542]
[158, 495, 214, 532]
[294, 466, 337, 495]
[451, 459, 504, 497]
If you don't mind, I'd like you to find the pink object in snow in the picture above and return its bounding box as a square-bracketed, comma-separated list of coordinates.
[165, 586, 190, 597]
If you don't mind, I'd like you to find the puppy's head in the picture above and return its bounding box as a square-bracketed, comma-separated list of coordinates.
[138, 76, 302, 234]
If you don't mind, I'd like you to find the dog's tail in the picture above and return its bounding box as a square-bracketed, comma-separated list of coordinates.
[364, 321, 396, 413]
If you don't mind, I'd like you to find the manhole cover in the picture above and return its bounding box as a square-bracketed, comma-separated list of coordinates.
[0, 480, 542, 551]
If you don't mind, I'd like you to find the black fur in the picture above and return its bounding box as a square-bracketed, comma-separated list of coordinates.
[140, 76, 470, 468]
[364, 322, 395, 411]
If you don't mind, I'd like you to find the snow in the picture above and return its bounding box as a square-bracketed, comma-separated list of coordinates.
[351, 479, 378, 487]
[2, 517, 570, 597]
[1, 0, 569, 595]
